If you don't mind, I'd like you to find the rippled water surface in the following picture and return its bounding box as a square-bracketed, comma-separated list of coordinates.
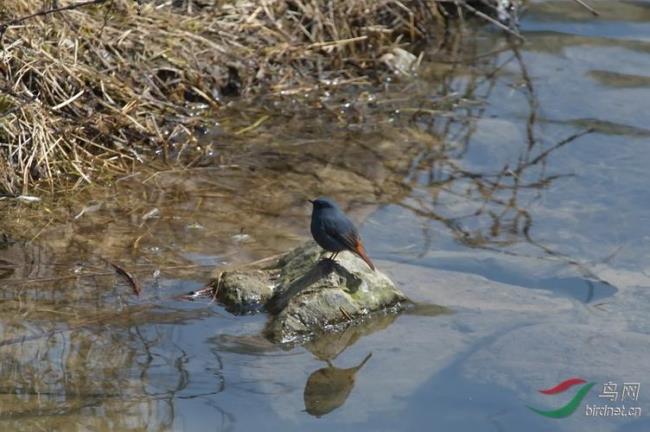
[1, 1, 650, 430]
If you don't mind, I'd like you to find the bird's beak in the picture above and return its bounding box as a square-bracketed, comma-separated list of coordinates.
[308, 199, 314, 204]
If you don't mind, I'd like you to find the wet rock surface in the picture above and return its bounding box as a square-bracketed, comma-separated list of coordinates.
[213, 270, 274, 314]
[211, 242, 409, 342]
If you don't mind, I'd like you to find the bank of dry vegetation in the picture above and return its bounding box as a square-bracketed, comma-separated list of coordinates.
[0, 0, 513, 195]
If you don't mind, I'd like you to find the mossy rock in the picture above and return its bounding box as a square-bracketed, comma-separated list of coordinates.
[212, 270, 274, 314]
[211, 241, 408, 342]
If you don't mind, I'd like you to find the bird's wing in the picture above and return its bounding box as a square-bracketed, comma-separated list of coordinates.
[322, 217, 376, 270]
[322, 216, 359, 251]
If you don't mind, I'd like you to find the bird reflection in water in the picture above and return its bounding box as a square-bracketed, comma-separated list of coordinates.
[303, 353, 372, 418]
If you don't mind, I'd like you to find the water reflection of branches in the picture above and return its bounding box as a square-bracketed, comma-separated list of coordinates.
[397, 36, 606, 286]
[0, 279, 220, 429]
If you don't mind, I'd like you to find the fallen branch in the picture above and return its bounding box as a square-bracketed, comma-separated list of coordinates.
[0, 0, 110, 40]
[109, 261, 142, 296]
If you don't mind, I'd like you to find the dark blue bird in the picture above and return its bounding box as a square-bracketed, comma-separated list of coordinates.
[309, 197, 375, 271]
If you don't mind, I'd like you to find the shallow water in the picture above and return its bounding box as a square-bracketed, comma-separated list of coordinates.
[1, 1, 650, 430]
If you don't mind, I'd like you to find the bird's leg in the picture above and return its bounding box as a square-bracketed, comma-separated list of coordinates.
[329, 251, 339, 261]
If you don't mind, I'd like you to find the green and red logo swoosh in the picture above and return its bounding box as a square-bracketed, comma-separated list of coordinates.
[528, 377, 595, 418]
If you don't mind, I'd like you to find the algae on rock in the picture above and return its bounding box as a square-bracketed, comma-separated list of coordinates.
[211, 241, 408, 342]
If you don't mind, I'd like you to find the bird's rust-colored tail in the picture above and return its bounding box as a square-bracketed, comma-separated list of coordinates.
[353, 240, 375, 271]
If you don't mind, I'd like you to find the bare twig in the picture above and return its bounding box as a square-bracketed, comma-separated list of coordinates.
[571, 0, 599, 16]
[458, 1, 525, 41]
[109, 261, 142, 296]
[0, 0, 109, 40]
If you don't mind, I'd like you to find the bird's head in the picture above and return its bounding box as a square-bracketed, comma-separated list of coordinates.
[309, 197, 338, 210]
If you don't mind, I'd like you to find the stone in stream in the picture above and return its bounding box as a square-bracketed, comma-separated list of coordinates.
[212, 269, 274, 314]
[211, 241, 408, 342]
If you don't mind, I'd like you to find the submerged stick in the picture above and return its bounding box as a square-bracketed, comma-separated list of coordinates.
[234, 115, 270, 135]
[109, 261, 141, 296]
[572, 0, 599, 16]
[458, 2, 525, 42]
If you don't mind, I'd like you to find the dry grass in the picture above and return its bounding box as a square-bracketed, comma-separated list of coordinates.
[0, 0, 509, 195]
